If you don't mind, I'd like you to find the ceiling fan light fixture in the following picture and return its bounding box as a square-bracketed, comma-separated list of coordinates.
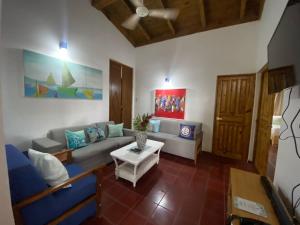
[136, 6, 149, 17]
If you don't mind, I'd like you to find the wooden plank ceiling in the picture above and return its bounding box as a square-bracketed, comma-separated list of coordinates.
[92, 0, 265, 47]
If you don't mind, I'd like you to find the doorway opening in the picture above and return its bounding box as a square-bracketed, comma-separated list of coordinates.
[254, 65, 285, 181]
[266, 91, 284, 180]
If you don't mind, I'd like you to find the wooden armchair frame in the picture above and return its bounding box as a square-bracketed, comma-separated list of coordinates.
[12, 150, 104, 225]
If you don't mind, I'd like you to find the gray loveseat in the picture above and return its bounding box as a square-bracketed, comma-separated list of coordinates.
[125, 118, 203, 164]
[147, 118, 203, 164]
[32, 121, 135, 170]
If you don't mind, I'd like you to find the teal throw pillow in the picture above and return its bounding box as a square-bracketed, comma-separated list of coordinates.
[108, 123, 124, 138]
[65, 130, 88, 150]
[149, 119, 160, 133]
[85, 127, 105, 143]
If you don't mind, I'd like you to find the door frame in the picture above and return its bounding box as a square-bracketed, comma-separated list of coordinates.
[212, 73, 256, 161]
[109, 59, 134, 127]
[253, 64, 268, 164]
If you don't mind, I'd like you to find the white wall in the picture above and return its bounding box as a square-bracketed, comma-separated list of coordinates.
[249, 0, 290, 161]
[0, 0, 135, 149]
[0, 0, 16, 224]
[256, 0, 289, 70]
[255, 0, 300, 218]
[135, 22, 258, 153]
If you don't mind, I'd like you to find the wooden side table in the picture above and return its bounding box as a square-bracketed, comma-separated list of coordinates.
[227, 168, 280, 225]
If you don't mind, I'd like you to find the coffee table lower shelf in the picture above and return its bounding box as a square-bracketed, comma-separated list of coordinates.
[114, 154, 159, 187]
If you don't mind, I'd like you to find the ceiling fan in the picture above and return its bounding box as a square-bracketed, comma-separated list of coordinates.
[122, 0, 179, 30]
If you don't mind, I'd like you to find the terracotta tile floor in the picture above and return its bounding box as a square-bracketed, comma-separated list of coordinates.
[84, 152, 256, 225]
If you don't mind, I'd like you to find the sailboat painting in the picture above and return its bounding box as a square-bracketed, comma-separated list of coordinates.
[24, 50, 103, 100]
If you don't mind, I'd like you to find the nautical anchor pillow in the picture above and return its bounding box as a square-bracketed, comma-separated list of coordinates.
[179, 124, 195, 140]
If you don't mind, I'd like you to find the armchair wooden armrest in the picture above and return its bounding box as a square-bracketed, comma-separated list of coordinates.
[52, 149, 73, 164]
[13, 165, 104, 225]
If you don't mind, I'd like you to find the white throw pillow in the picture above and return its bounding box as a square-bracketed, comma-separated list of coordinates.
[28, 149, 71, 187]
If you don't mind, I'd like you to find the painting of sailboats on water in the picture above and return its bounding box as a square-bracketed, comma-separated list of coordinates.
[24, 50, 103, 100]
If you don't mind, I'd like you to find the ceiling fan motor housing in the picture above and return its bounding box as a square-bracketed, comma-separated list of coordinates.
[136, 6, 149, 17]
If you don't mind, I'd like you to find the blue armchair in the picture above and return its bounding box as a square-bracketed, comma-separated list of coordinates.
[5, 144, 103, 225]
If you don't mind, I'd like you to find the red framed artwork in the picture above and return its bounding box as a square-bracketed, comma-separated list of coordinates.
[154, 89, 186, 119]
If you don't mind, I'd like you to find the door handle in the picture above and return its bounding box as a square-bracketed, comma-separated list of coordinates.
[216, 117, 223, 121]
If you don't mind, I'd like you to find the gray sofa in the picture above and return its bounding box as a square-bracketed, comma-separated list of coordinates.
[124, 118, 203, 164]
[32, 121, 135, 170]
[147, 118, 203, 164]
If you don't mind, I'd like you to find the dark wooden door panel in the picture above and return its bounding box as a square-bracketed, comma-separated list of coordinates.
[213, 74, 255, 161]
[121, 65, 133, 129]
[109, 60, 133, 128]
[109, 60, 122, 124]
[254, 68, 275, 175]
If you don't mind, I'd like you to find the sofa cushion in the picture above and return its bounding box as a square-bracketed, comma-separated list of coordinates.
[146, 132, 174, 142]
[85, 127, 106, 143]
[154, 118, 202, 139]
[149, 119, 161, 133]
[95, 121, 115, 138]
[53, 164, 96, 215]
[5, 144, 49, 204]
[6, 145, 61, 225]
[147, 132, 195, 159]
[21, 164, 96, 225]
[108, 123, 124, 138]
[32, 137, 64, 153]
[48, 124, 92, 147]
[72, 139, 119, 162]
[159, 120, 179, 136]
[108, 136, 135, 147]
[28, 149, 71, 187]
[179, 124, 195, 140]
[65, 130, 88, 150]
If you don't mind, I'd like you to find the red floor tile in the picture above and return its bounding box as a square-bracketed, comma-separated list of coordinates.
[133, 197, 158, 218]
[118, 189, 142, 208]
[158, 192, 183, 213]
[84, 217, 114, 225]
[83, 152, 256, 225]
[150, 206, 175, 225]
[102, 201, 130, 224]
[200, 209, 225, 225]
[146, 189, 165, 204]
[119, 211, 147, 225]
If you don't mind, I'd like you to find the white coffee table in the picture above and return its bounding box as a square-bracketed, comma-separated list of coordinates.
[110, 139, 164, 187]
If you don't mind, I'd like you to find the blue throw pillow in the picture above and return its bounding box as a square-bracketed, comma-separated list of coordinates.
[179, 124, 195, 140]
[65, 130, 88, 150]
[85, 127, 105, 143]
[149, 119, 160, 133]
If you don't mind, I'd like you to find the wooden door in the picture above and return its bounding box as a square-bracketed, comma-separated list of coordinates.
[212, 74, 255, 161]
[121, 65, 133, 129]
[109, 60, 133, 128]
[109, 60, 122, 124]
[254, 68, 275, 175]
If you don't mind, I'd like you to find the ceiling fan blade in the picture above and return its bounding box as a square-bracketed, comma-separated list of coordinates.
[122, 14, 140, 30]
[149, 8, 179, 20]
[130, 0, 144, 8]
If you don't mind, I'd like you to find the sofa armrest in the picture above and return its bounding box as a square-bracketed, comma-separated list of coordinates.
[13, 165, 104, 225]
[32, 137, 64, 153]
[123, 128, 136, 137]
[194, 131, 203, 165]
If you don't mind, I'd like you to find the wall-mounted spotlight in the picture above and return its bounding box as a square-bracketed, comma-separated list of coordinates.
[163, 75, 172, 89]
[58, 41, 68, 60]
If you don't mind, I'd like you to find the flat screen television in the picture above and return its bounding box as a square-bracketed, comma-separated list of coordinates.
[268, 0, 300, 94]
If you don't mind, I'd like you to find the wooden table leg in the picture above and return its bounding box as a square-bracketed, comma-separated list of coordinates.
[112, 157, 119, 180]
